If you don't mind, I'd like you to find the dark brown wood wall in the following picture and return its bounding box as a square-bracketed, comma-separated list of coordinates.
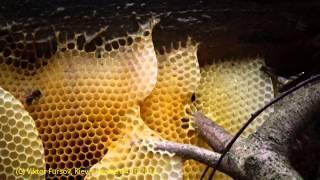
[0, 0, 320, 75]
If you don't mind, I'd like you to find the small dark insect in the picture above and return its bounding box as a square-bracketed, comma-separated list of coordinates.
[26, 90, 42, 105]
[191, 93, 196, 102]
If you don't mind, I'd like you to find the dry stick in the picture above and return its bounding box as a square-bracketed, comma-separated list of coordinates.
[155, 141, 221, 167]
[202, 73, 320, 180]
[193, 112, 233, 153]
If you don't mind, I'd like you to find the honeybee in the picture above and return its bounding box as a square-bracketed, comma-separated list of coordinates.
[191, 93, 196, 102]
[26, 90, 42, 105]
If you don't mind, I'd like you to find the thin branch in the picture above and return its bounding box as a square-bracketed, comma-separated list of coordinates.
[155, 141, 221, 167]
[193, 112, 233, 152]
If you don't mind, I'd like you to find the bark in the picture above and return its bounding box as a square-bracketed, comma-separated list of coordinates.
[156, 81, 320, 179]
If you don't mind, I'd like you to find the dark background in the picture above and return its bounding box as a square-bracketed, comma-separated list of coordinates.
[1, 0, 320, 75]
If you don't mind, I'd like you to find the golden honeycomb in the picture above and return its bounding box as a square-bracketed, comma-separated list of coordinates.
[85, 39, 198, 180]
[140, 40, 213, 180]
[0, 18, 159, 179]
[85, 115, 183, 180]
[84, 37, 185, 180]
[0, 87, 45, 180]
[86, 136, 183, 180]
[194, 58, 274, 137]
[141, 39, 200, 144]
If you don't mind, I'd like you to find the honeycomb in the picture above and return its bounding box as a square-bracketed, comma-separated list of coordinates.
[140, 40, 212, 180]
[0, 18, 159, 179]
[86, 136, 183, 180]
[141, 39, 200, 144]
[85, 117, 183, 180]
[0, 87, 45, 180]
[194, 58, 274, 137]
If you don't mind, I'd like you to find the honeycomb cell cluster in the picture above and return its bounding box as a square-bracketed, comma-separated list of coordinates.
[0, 23, 57, 76]
[141, 39, 200, 144]
[194, 58, 274, 137]
[85, 129, 183, 180]
[0, 17, 274, 180]
[86, 39, 202, 180]
[0, 87, 45, 180]
[0, 18, 159, 179]
[140, 39, 208, 179]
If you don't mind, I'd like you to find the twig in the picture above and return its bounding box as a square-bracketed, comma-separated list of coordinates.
[193, 112, 233, 153]
[155, 141, 221, 167]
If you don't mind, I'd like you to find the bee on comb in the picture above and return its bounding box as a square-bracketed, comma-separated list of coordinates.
[26, 90, 42, 106]
[191, 93, 196, 102]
